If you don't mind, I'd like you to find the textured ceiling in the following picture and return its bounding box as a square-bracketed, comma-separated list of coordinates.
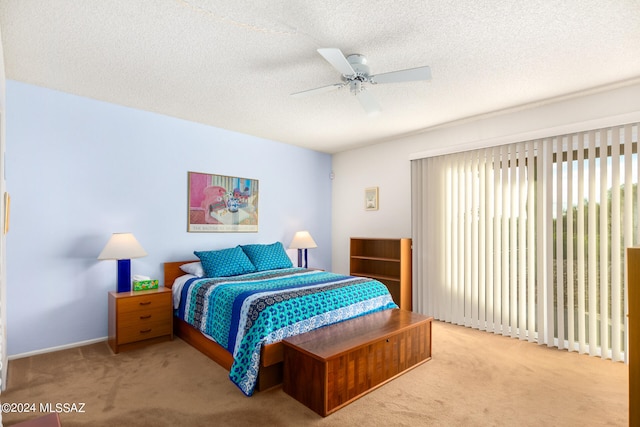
[1, 1, 640, 153]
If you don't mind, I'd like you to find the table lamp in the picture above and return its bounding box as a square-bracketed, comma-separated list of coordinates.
[98, 232, 148, 292]
[289, 230, 317, 268]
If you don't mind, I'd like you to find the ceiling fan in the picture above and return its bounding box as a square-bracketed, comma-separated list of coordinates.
[291, 48, 432, 115]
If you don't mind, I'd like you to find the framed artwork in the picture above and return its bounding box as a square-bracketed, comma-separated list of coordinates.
[365, 187, 378, 211]
[188, 171, 259, 232]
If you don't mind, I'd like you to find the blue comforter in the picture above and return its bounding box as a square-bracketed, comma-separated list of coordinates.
[176, 267, 398, 395]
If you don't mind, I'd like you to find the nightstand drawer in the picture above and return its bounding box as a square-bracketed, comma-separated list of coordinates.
[118, 306, 171, 325]
[117, 292, 170, 314]
[118, 319, 173, 345]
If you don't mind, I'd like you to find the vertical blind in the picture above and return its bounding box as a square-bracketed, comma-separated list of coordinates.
[411, 123, 638, 360]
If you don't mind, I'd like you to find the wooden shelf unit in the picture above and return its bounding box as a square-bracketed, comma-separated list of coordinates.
[350, 237, 412, 310]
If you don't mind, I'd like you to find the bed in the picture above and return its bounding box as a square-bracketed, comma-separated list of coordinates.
[164, 249, 398, 396]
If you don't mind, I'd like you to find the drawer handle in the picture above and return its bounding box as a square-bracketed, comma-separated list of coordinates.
[139, 301, 152, 306]
[140, 315, 152, 320]
[140, 329, 152, 334]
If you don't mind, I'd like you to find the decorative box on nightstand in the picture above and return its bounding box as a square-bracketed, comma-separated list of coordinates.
[108, 287, 173, 353]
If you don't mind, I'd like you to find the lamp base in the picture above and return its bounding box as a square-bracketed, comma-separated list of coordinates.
[117, 259, 131, 293]
[297, 249, 308, 269]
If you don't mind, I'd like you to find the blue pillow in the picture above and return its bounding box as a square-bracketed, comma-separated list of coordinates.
[240, 242, 293, 271]
[194, 246, 256, 277]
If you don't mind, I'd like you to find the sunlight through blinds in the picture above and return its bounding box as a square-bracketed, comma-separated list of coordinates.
[412, 122, 639, 359]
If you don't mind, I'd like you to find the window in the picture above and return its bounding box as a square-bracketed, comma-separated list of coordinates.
[411, 123, 638, 360]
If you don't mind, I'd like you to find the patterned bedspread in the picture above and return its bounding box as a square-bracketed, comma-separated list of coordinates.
[175, 267, 398, 396]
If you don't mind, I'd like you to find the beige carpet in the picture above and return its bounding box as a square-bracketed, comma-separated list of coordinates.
[1, 321, 628, 426]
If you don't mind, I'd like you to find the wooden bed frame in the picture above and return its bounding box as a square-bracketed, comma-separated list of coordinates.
[164, 261, 285, 391]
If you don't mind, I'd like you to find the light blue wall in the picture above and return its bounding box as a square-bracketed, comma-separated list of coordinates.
[5, 80, 332, 356]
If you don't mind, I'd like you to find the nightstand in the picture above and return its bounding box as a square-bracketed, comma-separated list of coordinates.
[108, 287, 173, 353]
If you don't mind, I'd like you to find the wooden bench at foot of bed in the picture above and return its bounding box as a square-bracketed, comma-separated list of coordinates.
[282, 309, 433, 416]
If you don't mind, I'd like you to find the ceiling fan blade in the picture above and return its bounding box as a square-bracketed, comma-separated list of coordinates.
[290, 83, 344, 98]
[370, 66, 432, 84]
[317, 48, 356, 76]
[355, 89, 381, 116]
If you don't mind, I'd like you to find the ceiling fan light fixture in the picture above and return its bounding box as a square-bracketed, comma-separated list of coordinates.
[291, 48, 431, 114]
[345, 54, 370, 76]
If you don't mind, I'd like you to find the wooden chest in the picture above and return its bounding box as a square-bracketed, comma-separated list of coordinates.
[282, 309, 432, 416]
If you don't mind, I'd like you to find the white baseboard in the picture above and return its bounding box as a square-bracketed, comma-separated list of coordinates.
[8, 337, 108, 360]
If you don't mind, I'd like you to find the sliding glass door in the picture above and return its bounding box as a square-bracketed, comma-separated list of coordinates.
[411, 123, 638, 360]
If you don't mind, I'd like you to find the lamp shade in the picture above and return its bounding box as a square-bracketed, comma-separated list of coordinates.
[97, 233, 147, 260]
[289, 231, 317, 249]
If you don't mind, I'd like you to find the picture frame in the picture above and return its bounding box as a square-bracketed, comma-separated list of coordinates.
[188, 171, 259, 232]
[365, 187, 378, 211]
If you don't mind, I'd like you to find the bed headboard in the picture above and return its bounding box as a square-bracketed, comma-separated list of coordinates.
[164, 260, 197, 289]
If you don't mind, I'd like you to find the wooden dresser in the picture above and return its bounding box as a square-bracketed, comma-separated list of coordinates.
[282, 309, 432, 416]
[628, 248, 640, 426]
[108, 287, 173, 353]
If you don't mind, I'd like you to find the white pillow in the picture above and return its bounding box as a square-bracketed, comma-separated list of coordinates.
[180, 261, 204, 277]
